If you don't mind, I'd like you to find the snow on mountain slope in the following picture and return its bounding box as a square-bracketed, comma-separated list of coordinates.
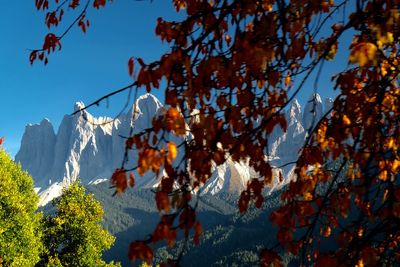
[16, 93, 330, 206]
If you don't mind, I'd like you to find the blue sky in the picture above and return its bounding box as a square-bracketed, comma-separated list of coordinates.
[0, 1, 351, 157]
[0, 1, 180, 156]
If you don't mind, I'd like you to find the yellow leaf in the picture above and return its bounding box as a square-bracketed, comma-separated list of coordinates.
[303, 192, 313, 201]
[379, 170, 388, 181]
[342, 115, 351, 126]
[392, 159, 400, 173]
[284, 72, 291, 88]
[356, 259, 364, 267]
[372, 26, 394, 49]
[167, 142, 178, 164]
[349, 42, 378, 67]
[383, 189, 389, 203]
[357, 227, 364, 237]
[323, 226, 331, 237]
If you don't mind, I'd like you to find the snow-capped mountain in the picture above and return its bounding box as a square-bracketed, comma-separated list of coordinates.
[16, 93, 330, 206]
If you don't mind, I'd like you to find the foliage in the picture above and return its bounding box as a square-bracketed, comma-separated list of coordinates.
[32, 0, 400, 266]
[38, 182, 120, 267]
[0, 149, 43, 266]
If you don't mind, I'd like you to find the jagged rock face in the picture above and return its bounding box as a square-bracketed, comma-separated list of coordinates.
[16, 94, 161, 193]
[274, 100, 305, 171]
[16, 93, 330, 205]
[15, 119, 56, 188]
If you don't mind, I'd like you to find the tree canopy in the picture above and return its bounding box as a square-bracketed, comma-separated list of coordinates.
[31, 0, 400, 266]
[0, 149, 42, 266]
[38, 182, 120, 267]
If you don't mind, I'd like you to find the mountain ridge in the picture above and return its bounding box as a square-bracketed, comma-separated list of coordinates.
[16, 93, 332, 206]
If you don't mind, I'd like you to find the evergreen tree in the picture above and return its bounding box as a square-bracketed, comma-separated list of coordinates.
[38, 182, 120, 267]
[0, 150, 42, 266]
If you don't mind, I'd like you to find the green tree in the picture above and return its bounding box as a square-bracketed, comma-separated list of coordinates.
[0, 149, 42, 266]
[38, 182, 120, 267]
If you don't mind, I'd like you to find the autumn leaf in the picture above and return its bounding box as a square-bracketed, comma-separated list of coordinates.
[129, 173, 135, 187]
[167, 142, 177, 165]
[323, 226, 331, 237]
[238, 190, 250, 213]
[111, 168, 127, 193]
[128, 57, 135, 77]
[29, 51, 37, 65]
[260, 249, 283, 267]
[128, 241, 153, 264]
[156, 191, 170, 212]
[349, 42, 378, 67]
[78, 17, 86, 33]
[342, 114, 351, 126]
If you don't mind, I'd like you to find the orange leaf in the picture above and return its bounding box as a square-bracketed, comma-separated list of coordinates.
[342, 114, 351, 126]
[156, 191, 170, 212]
[167, 142, 178, 164]
[129, 173, 135, 187]
[128, 241, 153, 264]
[323, 226, 331, 237]
[111, 169, 127, 193]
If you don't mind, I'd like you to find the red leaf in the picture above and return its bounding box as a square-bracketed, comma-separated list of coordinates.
[128, 57, 135, 76]
[193, 222, 202, 245]
[42, 33, 61, 52]
[0, 137, 4, 146]
[35, 0, 44, 10]
[69, 0, 80, 9]
[238, 190, 250, 213]
[156, 191, 170, 212]
[128, 241, 153, 264]
[78, 18, 86, 33]
[129, 173, 135, 187]
[255, 194, 264, 209]
[260, 249, 283, 267]
[111, 169, 127, 193]
[29, 51, 37, 65]
[93, 0, 106, 9]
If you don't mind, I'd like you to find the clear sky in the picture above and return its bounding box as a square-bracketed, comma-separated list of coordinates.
[0, 1, 351, 157]
[0, 1, 181, 156]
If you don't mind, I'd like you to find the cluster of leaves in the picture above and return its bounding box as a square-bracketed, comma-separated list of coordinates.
[38, 182, 120, 267]
[32, 0, 400, 266]
[0, 144, 118, 266]
[0, 149, 43, 266]
[30, 0, 111, 65]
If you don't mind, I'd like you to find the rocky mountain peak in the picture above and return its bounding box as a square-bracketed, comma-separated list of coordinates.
[16, 93, 333, 205]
